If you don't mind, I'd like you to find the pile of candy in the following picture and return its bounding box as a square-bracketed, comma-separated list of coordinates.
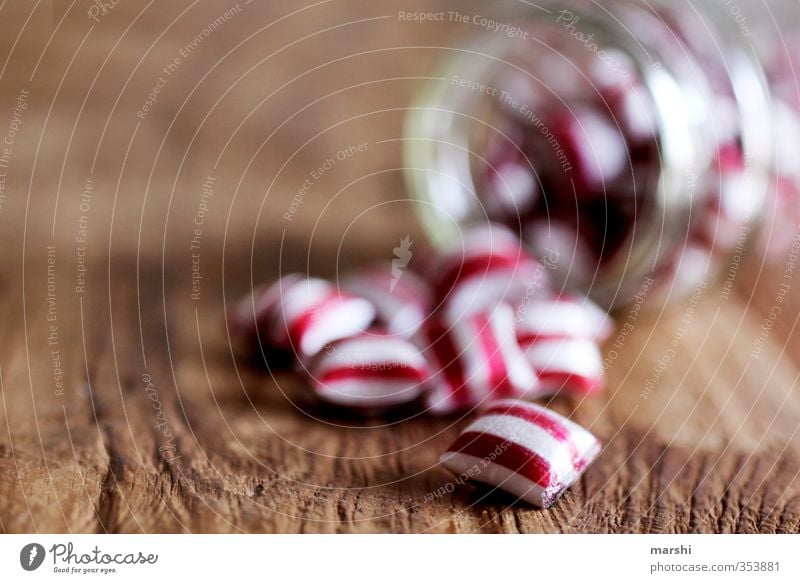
[482, 49, 658, 277]
[230, 223, 610, 508]
[475, 14, 800, 297]
[476, 44, 659, 293]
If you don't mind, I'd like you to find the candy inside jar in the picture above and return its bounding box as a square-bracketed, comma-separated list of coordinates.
[477, 44, 661, 291]
[405, 0, 782, 309]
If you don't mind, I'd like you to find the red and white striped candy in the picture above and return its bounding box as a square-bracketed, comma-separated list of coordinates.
[440, 399, 601, 507]
[523, 338, 605, 396]
[232, 274, 375, 358]
[548, 106, 628, 195]
[515, 294, 610, 396]
[433, 224, 548, 319]
[483, 159, 539, 220]
[342, 263, 432, 338]
[481, 132, 539, 221]
[230, 274, 300, 342]
[615, 84, 658, 143]
[229, 275, 303, 367]
[419, 304, 540, 415]
[515, 293, 614, 345]
[306, 331, 429, 409]
[590, 50, 658, 144]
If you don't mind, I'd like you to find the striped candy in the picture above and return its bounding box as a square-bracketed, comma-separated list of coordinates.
[231, 274, 375, 359]
[229, 275, 302, 367]
[440, 399, 601, 507]
[484, 159, 539, 220]
[419, 304, 540, 415]
[342, 263, 432, 338]
[545, 106, 628, 196]
[229, 275, 300, 341]
[524, 339, 605, 396]
[433, 224, 548, 319]
[515, 294, 609, 396]
[481, 131, 539, 222]
[515, 293, 614, 345]
[306, 330, 429, 409]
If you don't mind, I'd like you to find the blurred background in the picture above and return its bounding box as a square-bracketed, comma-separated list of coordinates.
[0, 0, 476, 276]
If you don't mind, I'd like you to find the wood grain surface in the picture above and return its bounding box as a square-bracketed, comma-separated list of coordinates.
[1, 0, 799, 533]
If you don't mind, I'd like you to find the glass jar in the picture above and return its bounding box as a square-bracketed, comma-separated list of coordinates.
[405, 0, 799, 309]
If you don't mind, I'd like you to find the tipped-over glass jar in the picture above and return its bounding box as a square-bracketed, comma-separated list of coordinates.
[405, 0, 800, 309]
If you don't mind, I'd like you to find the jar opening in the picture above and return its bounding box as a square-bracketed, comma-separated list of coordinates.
[406, 0, 772, 308]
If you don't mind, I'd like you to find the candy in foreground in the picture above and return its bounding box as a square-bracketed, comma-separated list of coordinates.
[439, 400, 601, 508]
[419, 304, 541, 415]
[306, 330, 429, 410]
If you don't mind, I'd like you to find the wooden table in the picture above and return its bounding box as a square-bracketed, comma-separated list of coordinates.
[1, 0, 799, 533]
